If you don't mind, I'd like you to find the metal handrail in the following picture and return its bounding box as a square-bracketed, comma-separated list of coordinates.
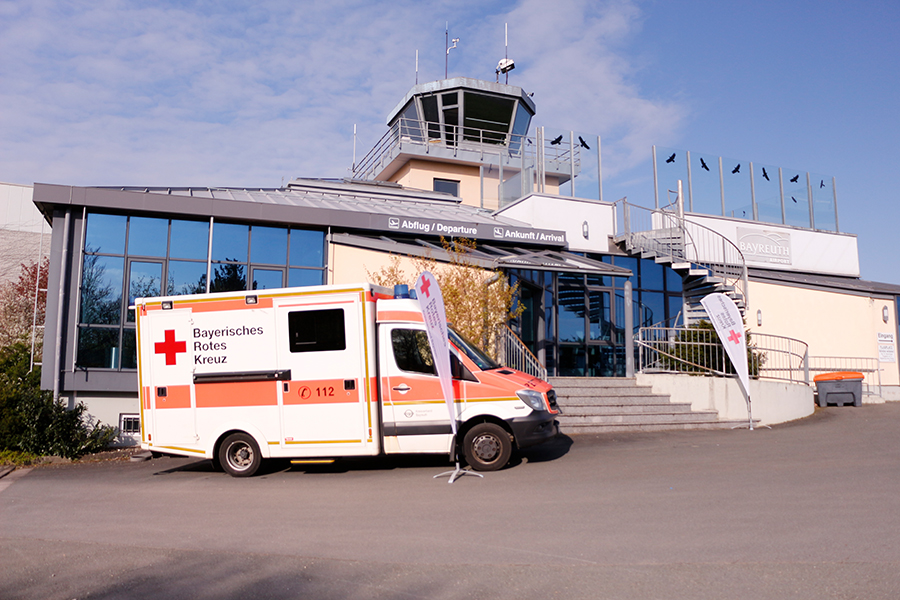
[808, 355, 882, 396]
[636, 326, 810, 385]
[615, 199, 749, 306]
[495, 325, 547, 380]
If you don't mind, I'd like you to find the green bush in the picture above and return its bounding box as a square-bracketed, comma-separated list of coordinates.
[0, 343, 117, 459]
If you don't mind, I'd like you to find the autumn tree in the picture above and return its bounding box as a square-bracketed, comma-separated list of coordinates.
[0, 258, 48, 356]
[367, 238, 523, 358]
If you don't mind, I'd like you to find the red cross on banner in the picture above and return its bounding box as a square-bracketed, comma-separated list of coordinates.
[420, 276, 432, 298]
[155, 329, 186, 365]
[727, 329, 742, 345]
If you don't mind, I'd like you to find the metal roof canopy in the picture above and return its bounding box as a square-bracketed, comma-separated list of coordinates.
[31, 181, 567, 248]
[331, 233, 632, 277]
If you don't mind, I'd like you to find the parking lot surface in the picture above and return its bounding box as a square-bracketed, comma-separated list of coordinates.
[2, 403, 900, 599]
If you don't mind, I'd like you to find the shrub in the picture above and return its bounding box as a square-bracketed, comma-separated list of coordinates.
[0, 343, 117, 459]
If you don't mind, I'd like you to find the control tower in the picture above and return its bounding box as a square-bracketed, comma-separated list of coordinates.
[352, 77, 580, 211]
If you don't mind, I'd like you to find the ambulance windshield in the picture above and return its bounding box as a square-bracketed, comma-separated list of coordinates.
[448, 327, 500, 371]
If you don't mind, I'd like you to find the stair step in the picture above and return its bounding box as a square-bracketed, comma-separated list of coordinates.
[559, 411, 720, 426]
[559, 419, 755, 434]
[559, 403, 697, 415]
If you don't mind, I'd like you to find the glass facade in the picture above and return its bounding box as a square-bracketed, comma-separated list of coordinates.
[77, 212, 327, 370]
[509, 255, 684, 377]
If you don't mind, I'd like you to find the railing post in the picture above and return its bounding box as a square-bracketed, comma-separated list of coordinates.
[803, 348, 809, 385]
[625, 280, 635, 377]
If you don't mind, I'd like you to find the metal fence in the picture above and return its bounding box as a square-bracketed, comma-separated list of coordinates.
[637, 326, 810, 385]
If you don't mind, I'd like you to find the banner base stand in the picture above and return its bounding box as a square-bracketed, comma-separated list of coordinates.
[434, 460, 484, 484]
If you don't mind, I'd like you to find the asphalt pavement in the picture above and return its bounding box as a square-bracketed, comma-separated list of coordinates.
[2, 403, 899, 600]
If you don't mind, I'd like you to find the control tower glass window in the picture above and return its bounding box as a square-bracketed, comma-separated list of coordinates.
[463, 92, 515, 145]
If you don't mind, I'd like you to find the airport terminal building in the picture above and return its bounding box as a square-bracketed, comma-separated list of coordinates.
[19, 76, 900, 440]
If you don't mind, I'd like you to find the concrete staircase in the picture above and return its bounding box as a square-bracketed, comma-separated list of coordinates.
[550, 377, 746, 433]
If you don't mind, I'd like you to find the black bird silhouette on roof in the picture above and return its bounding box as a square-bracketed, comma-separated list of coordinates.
[550, 135, 563, 145]
[578, 136, 590, 149]
[790, 175, 800, 183]
[791, 196, 798, 203]
[762, 167, 770, 181]
[666, 153, 676, 163]
[700, 157, 710, 171]
[732, 164, 741, 174]
[820, 179, 825, 188]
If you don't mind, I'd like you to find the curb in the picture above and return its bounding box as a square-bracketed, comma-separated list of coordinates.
[0, 466, 15, 480]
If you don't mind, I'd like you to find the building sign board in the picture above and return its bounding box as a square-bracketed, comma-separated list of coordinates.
[737, 228, 792, 266]
[878, 332, 895, 363]
[384, 216, 566, 246]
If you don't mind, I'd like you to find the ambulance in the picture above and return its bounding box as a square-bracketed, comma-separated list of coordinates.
[135, 283, 559, 477]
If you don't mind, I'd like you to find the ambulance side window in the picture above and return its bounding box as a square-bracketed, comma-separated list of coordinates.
[392, 329, 435, 375]
[288, 309, 346, 353]
[391, 329, 476, 381]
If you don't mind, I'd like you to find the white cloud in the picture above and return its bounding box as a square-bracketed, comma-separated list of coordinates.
[0, 0, 684, 187]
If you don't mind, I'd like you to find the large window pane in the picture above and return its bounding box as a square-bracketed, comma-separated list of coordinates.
[289, 229, 325, 267]
[558, 346, 585, 376]
[77, 328, 120, 368]
[289, 268, 324, 288]
[251, 226, 288, 265]
[558, 288, 585, 343]
[613, 256, 638, 288]
[127, 217, 168, 257]
[589, 291, 611, 341]
[588, 346, 616, 377]
[167, 261, 207, 295]
[127, 261, 162, 322]
[640, 259, 664, 291]
[84, 213, 126, 255]
[252, 268, 284, 290]
[170, 220, 210, 260]
[121, 329, 137, 369]
[212, 222, 248, 263]
[640, 291, 666, 327]
[210, 262, 246, 292]
[80, 255, 124, 325]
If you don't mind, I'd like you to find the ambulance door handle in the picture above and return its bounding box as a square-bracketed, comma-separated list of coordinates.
[392, 383, 411, 394]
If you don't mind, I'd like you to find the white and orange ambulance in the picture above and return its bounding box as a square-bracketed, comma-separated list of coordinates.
[135, 283, 559, 477]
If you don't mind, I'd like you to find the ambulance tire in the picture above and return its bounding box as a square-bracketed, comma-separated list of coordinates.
[219, 432, 262, 477]
[462, 423, 512, 472]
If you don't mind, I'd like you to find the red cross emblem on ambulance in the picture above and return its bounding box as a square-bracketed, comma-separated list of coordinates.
[155, 329, 186, 365]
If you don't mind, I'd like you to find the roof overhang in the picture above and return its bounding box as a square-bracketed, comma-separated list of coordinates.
[331, 233, 632, 276]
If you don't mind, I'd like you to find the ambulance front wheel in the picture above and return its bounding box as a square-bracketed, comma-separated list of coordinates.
[462, 423, 512, 472]
[219, 432, 262, 477]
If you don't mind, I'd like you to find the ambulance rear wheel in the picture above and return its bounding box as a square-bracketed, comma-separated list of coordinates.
[219, 433, 261, 477]
[463, 423, 512, 472]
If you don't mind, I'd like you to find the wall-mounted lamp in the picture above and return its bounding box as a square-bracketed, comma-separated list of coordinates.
[582, 220, 589, 240]
[883, 306, 890, 323]
[757, 309, 762, 327]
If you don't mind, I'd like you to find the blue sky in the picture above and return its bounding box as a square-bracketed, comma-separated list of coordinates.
[2, 0, 898, 283]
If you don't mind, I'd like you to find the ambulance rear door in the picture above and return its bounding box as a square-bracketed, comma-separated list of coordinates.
[141, 307, 196, 448]
[273, 289, 378, 457]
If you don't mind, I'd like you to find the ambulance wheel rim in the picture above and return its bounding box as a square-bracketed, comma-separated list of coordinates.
[462, 423, 512, 471]
[219, 432, 262, 477]
[472, 433, 502, 462]
[226, 440, 254, 470]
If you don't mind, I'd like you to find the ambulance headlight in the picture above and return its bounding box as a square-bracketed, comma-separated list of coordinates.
[516, 389, 546, 411]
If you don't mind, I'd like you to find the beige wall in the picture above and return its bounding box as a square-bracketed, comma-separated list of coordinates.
[329, 243, 423, 286]
[748, 280, 899, 387]
[389, 159, 560, 211]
